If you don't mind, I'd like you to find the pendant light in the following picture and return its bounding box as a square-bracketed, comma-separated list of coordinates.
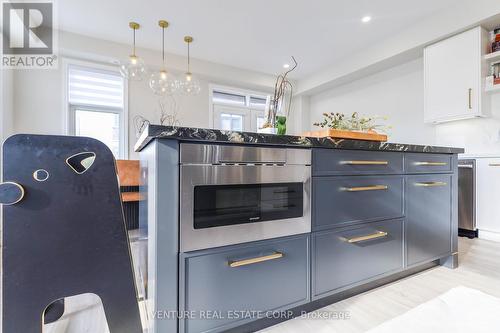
[149, 20, 178, 96]
[179, 36, 201, 95]
[120, 22, 147, 81]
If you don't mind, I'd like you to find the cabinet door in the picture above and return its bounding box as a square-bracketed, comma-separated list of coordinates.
[476, 158, 500, 234]
[180, 235, 310, 333]
[406, 174, 452, 266]
[313, 219, 403, 299]
[424, 27, 481, 123]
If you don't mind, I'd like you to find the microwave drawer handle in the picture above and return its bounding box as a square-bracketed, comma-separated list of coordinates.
[414, 161, 448, 166]
[345, 231, 388, 243]
[228, 252, 283, 268]
[341, 160, 388, 165]
[342, 185, 388, 192]
[414, 181, 447, 187]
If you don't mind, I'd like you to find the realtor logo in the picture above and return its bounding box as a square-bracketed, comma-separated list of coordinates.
[1, 0, 57, 68]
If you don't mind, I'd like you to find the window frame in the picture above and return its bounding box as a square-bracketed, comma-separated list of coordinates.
[208, 84, 270, 133]
[62, 58, 128, 159]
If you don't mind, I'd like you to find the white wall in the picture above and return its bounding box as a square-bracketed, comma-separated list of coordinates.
[309, 58, 436, 145]
[1, 69, 14, 141]
[12, 31, 277, 159]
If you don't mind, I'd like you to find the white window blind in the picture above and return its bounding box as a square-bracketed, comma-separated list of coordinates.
[68, 66, 124, 108]
[212, 91, 246, 106]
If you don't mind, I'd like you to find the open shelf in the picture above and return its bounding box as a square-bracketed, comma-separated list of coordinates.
[485, 51, 500, 62]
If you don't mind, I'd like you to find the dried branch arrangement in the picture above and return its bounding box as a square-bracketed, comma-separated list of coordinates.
[263, 56, 298, 128]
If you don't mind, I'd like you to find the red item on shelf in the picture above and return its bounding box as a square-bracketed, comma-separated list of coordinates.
[494, 77, 500, 85]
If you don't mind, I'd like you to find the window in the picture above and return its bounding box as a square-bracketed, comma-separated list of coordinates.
[66, 63, 127, 158]
[210, 86, 269, 132]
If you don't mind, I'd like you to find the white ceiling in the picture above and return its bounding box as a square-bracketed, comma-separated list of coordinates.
[59, 0, 458, 79]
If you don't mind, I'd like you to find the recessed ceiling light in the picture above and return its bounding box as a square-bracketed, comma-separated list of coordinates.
[283, 63, 290, 69]
[362, 16, 372, 23]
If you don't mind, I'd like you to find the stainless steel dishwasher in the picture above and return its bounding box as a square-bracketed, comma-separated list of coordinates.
[458, 159, 476, 238]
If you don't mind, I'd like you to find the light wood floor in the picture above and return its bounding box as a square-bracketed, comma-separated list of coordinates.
[43, 237, 500, 332]
[260, 237, 500, 333]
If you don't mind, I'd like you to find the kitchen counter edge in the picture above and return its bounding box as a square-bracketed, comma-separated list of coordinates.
[134, 125, 464, 154]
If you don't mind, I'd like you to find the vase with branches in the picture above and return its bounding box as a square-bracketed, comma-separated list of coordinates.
[262, 56, 298, 134]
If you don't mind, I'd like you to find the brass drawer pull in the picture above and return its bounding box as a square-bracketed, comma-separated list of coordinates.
[489, 163, 500, 167]
[228, 252, 283, 268]
[346, 231, 388, 243]
[341, 160, 389, 165]
[415, 181, 447, 187]
[414, 162, 448, 166]
[342, 185, 388, 192]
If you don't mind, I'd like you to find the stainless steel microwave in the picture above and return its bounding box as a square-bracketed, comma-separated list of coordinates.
[179, 143, 311, 252]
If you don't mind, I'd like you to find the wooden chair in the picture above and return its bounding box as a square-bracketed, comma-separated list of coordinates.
[116, 160, 142, 203]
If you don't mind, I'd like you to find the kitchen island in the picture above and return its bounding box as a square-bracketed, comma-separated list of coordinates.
[136, 125, 463, 333]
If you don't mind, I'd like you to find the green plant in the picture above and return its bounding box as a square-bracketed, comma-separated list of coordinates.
[313, 112, 391, 133]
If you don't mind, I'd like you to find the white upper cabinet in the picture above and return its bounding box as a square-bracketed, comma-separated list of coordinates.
[424, 27, 490, 123]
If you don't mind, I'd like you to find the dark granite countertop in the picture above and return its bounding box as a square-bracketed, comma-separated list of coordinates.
[134, 125, 464, 154]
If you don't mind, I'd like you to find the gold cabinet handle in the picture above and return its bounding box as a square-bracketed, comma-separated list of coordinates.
[415, 181, 447, 187]
[345, 231, 388, 243]
[228, 252, 283, 268]
[341, 160, 388, 165]
[468, 88, 472, 110]
[342, 185, 388, 192]
[414, 162, 448, 166]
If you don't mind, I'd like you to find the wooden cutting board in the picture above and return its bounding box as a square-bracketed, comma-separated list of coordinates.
[302, 129, 388, 142]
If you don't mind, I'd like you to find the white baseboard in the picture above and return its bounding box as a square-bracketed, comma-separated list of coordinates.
[478, 229, 500, 242]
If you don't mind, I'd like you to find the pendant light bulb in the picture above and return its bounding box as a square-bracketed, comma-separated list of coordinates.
[120, 22, 147, 81]
[179, 36, 201, 95]
[149, 20, 178, 96]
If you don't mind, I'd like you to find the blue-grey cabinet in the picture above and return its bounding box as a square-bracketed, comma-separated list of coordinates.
[313, 149, 404, 176]
[405, 153, 453, 174]
[179, 234, 310, 333]
[313, 219, 403, 299]
[406, 174, 452, 266]
[313, 175, 404, 230]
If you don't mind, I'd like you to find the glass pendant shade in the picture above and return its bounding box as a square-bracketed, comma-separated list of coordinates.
[120, 22, 147, 81]
[179, 36, 201, 95]
[149, 20, 177, 95]
[149, 69, 178, 96]
[120, 54, 147, 81]
[179, 72, 201, 95]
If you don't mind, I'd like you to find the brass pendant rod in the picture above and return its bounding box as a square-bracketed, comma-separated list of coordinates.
[162, 26, 165, 67]
[184, 36, 193, 74]
[187, 42, 190, 73]
[132, 28, 136, 56]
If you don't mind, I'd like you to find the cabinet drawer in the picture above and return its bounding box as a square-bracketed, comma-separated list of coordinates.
[406, 174, 452, 266]
[180, 235, 310, 333]
[405, 153, 453, 173]
[313, 219, 403, 299]
[313, 176, 403, 230]
[313, 149, 403, 176]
